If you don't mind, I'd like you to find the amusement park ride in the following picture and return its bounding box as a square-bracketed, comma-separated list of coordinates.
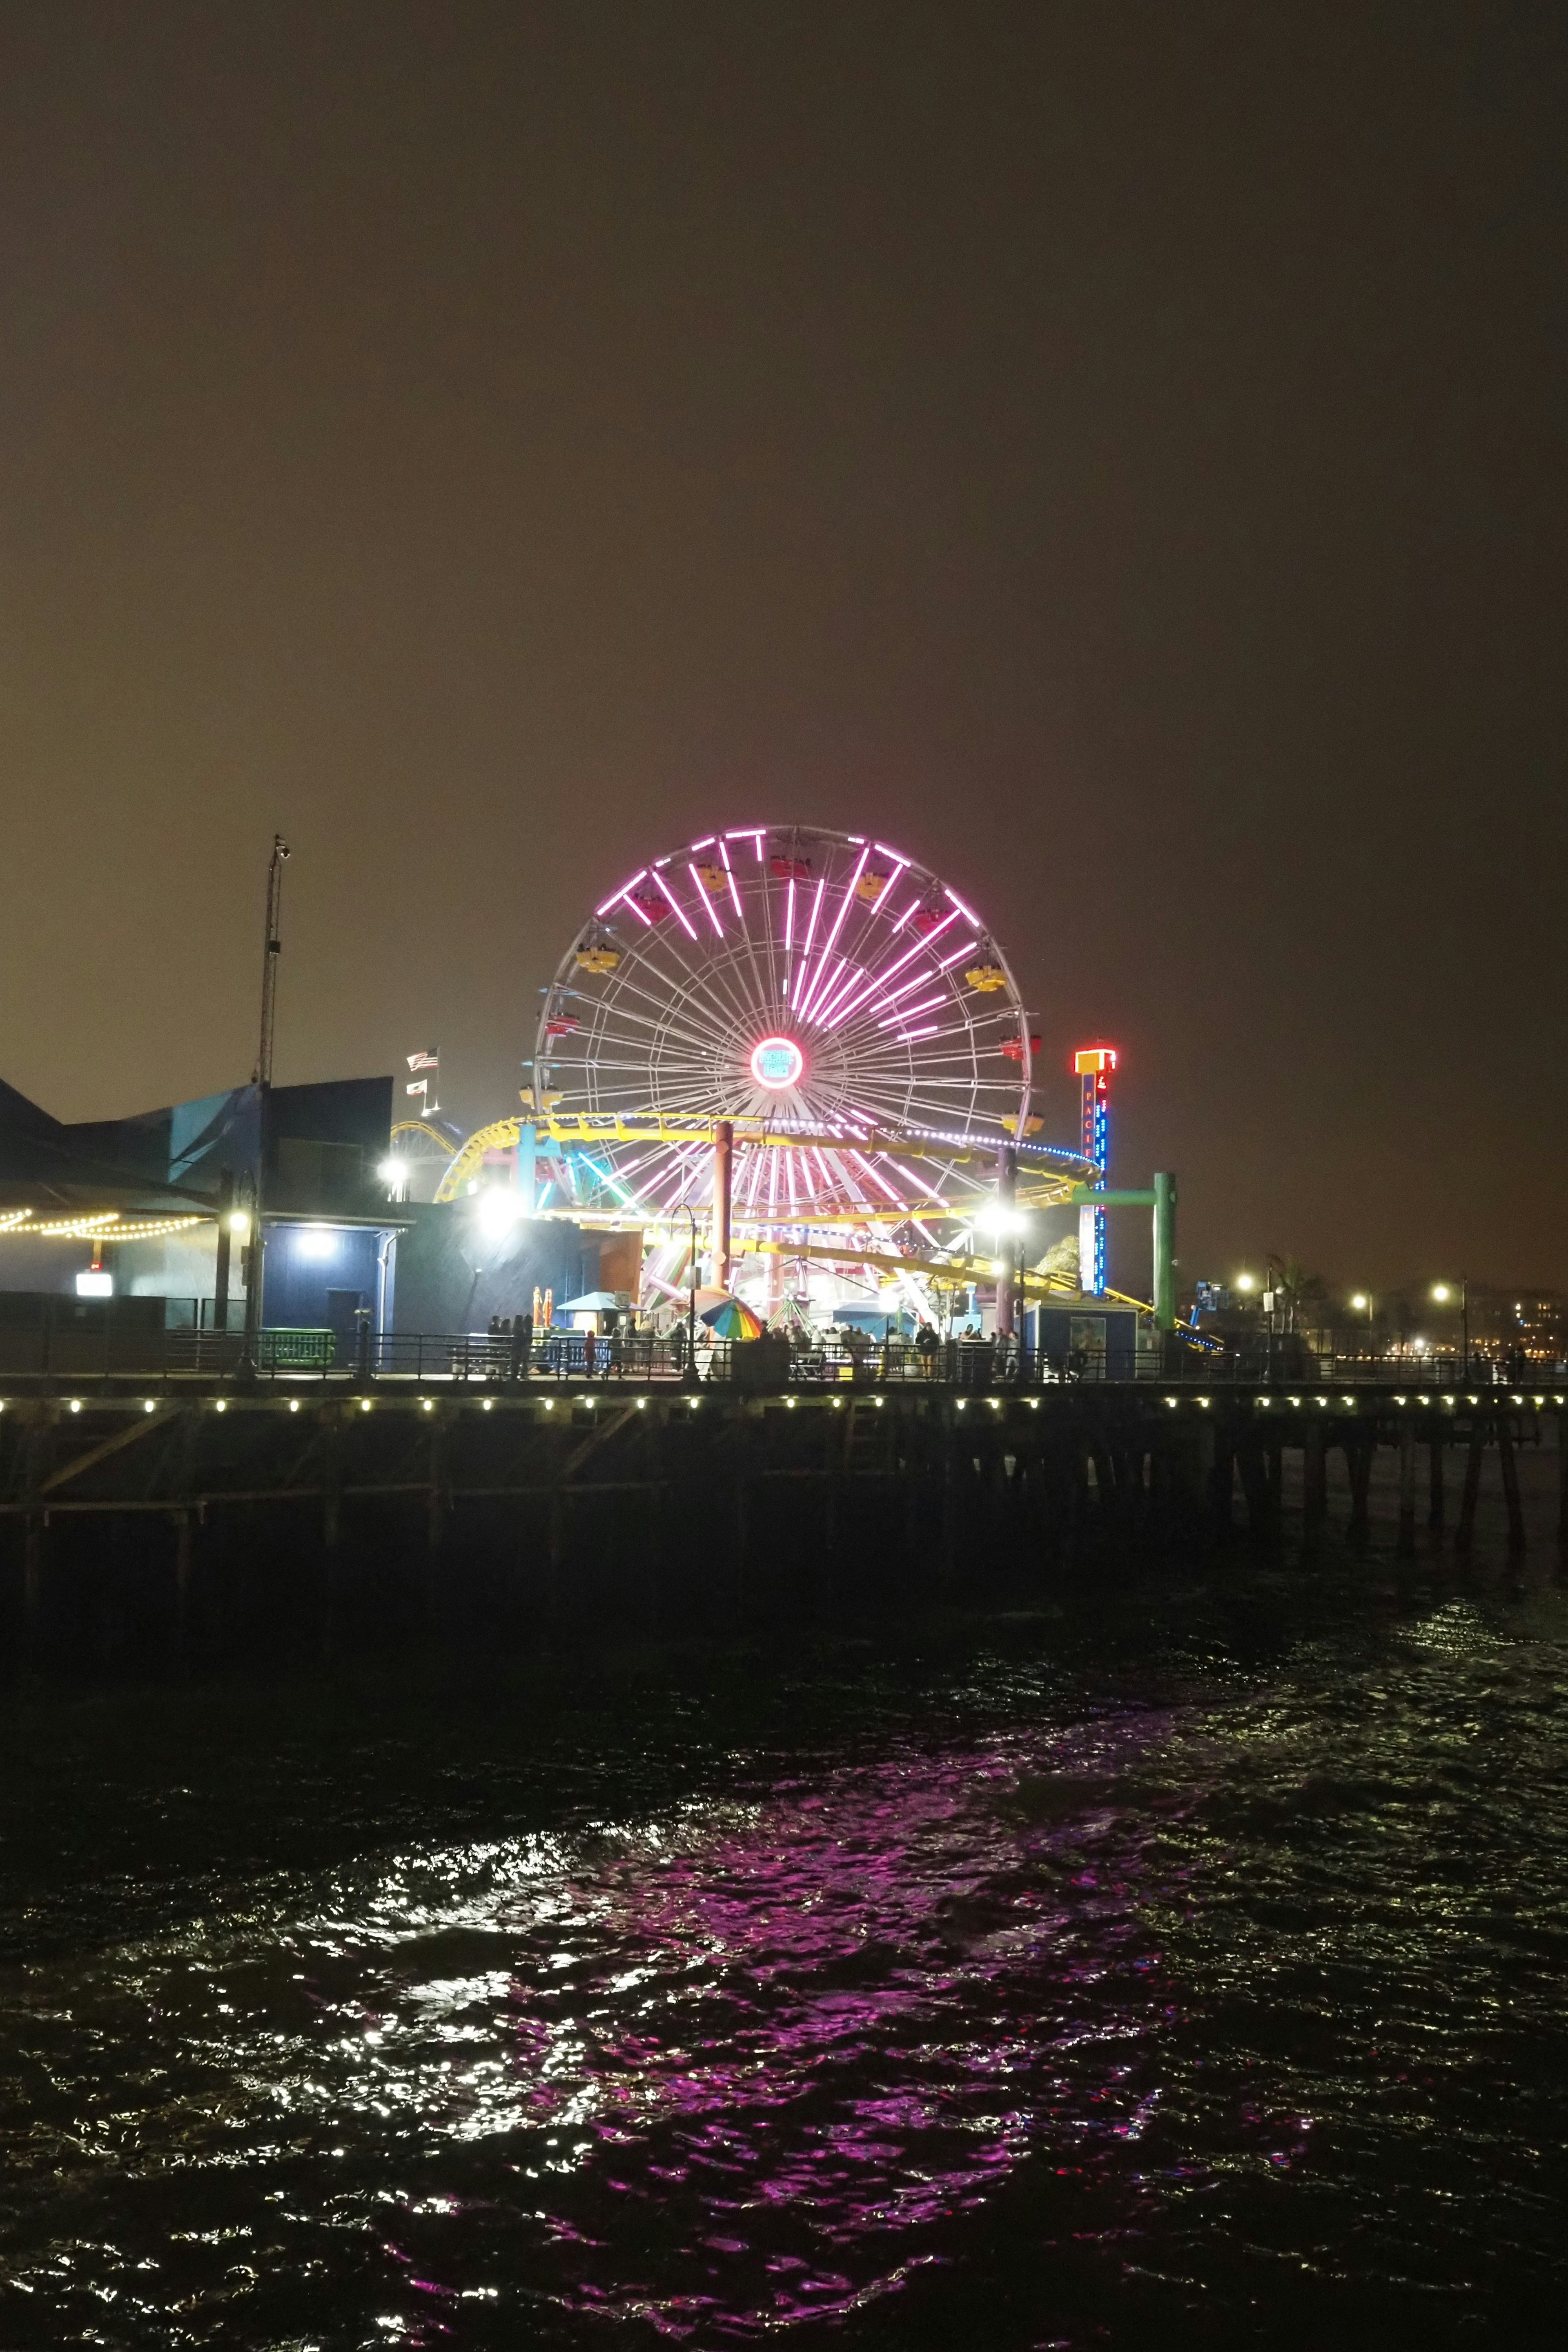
[389, 825, 1177, 1339]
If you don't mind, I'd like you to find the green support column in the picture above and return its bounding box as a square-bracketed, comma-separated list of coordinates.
[517, 1122, 537, 1216]
[1152, 1172, 1178, 1332]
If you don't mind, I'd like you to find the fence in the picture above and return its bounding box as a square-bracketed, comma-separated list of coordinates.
[1, 1318, 1561, 1393]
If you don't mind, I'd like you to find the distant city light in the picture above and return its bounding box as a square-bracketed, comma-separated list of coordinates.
[1350, 1292, 1368, 1310]
[1431, 1283, 1452, 1303]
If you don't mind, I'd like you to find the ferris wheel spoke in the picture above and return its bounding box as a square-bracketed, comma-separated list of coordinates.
[598, 968, 744, 1063]
[735, 854, 785, 1016]
[621, 915, 773, 1045]
[589, 932, 746, 1044]
[584, 991, 740, 1070]
[633, 922, 763, 1038]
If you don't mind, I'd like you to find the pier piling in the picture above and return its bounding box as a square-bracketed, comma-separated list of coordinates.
[1397, 1425, 1417, 1556]
[2, 1380, 1558, 1673]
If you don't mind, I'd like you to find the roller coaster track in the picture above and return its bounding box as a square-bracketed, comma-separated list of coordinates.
[434, 1114, 1090, 1211]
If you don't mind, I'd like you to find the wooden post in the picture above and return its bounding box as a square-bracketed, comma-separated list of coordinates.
[734, 1474, 748, 1617]
[823, 1466, 839, 1581]
[1238, 1437, 1272, 1544]
[1303, 1421, 1326, 1545]
[19, 1407, 51, 1664]
[1428, 1431, 1445, 1530]
[1559, 1410, 1568, 1549]
[548, 1485, 566, 1589]
[1210, 1432, 1235, 1544]
[941, 1421, 958, 1583]
[321, 1409, 343, 1656]
[1347, 1437, 1372, 1539]
[1455, 1420, 1485, 1553]
[173, 1509, 194, 1659]
[648, 1477, 666, 1635]
[22, 1517, 43, 1658]
[425, 1409, 448, 1621]
[1089, 1439, 1116, 1517]
[1397, 1423, 1417, 1556]
[1498, 1422, 1526, 1554]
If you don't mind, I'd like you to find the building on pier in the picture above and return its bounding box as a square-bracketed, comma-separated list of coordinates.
[0, 1070, 405, 1349]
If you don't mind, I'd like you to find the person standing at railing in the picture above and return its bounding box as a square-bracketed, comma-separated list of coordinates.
[510, 1312, 532, 1383]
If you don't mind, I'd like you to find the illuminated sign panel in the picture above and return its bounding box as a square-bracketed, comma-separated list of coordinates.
[750, 1035, 805, 1089]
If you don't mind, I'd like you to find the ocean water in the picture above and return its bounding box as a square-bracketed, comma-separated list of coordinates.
[2, 1482, 1565, 2347]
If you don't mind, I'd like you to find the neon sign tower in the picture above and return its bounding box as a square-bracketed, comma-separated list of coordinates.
[1074, 1045, 1117, 1295]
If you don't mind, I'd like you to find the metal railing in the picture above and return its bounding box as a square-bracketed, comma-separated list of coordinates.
[0, 1320, 1561, 1393]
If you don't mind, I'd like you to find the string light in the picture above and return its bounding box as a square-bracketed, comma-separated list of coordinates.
[0, 1211, 209, 1241]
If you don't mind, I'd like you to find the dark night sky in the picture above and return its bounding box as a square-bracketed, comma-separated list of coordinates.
[1, 2, 1564, 1290]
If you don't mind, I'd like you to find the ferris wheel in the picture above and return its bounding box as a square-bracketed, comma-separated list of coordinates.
[530, 826, 1061, 1229]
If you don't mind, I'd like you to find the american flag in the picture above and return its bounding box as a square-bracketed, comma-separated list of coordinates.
[407, 1049, 439, 1071]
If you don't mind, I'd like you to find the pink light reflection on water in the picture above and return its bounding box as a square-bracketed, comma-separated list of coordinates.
[446, 1719, 1186, 2341]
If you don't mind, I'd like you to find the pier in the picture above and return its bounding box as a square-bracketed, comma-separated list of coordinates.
[3, 1354, 1563, 1671]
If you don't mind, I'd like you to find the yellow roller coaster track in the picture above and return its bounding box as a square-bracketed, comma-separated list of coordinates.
[434, 1114, 1083, 1211]
[731, 1235, 1152, 1314]
[390, 1118, 460, 1158]
[432, 1117, 528, 1203]
[429, 1118, 1145, 1307]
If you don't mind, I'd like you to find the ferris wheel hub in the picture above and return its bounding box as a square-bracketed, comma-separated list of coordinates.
[749, 1034, 806, 1090]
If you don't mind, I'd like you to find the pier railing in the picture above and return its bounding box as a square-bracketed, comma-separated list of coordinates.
[0, 1321, 1558, 1393]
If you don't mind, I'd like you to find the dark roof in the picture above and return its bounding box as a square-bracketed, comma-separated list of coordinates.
[0, 1077, 199, 1213]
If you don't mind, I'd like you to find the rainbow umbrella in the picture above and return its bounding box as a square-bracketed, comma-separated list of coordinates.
[698, 1295, 765, 1341]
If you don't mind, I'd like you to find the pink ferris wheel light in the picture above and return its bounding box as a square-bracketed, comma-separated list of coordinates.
[541, 824, 1037, 1227]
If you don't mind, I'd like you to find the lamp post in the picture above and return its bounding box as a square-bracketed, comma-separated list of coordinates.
[682, 1205, 700, 1388]
[1350, 1292, 1374, 1364]
[993, 1149, 1017, 1342]
[1432, 1279, 1468, 1379]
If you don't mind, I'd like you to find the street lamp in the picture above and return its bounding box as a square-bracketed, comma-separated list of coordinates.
[1431, 1278, 1468, 1376]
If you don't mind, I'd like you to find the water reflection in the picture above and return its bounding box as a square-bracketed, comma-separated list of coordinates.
[2, 1716, 1188, 2343]
[2, 1561, 1566, 2345]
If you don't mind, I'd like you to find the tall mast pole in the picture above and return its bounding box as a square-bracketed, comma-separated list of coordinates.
[254, 833, 290, 1088]
[241, 835, 290, 1367]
